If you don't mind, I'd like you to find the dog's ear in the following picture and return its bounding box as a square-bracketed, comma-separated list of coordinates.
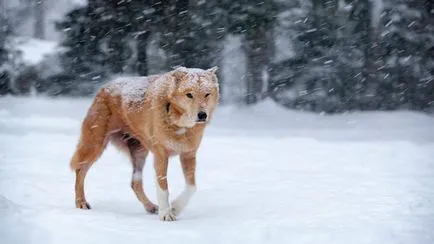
[171, 68, 187, 81]
[207, 66, 218, 74]
[167, 69, 187, 99]
[206, 66, 219, 86]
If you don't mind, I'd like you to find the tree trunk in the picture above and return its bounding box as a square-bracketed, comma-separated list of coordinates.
[0, 0, 11, 95]
[33, 0, 45, 39]
[136, 32, 150, 76]
[107, 30, 128, 74]
[362, 1, 377, 81]
[244, 22, 273, 105]
[358, 0, 381, 109]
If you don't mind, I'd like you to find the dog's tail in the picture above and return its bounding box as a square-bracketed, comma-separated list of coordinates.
[70, 92, 111, 171]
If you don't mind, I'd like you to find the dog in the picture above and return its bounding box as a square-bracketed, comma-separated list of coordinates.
[70, 66, 219, 221]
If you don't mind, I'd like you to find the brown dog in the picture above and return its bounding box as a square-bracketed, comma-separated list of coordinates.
[70, 66, 219, 221]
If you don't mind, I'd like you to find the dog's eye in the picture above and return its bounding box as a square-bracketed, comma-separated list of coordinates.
[205, 93, 210, 98]
[186, 93, 193, 99]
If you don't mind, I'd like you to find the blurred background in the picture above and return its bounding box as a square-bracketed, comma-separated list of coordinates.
[1, 2, 434, 242]
[0, 0, 433, 113]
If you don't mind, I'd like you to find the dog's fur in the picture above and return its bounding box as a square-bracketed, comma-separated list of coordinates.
[70, 66, 219, 221]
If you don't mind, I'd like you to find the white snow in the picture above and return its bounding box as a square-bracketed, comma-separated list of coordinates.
[176, 67, 208, 74]
[1, 96, 434, 244]
[4, 0, 88, 41]
[104, 76, 151, 103]
[13, 37, 59, 65]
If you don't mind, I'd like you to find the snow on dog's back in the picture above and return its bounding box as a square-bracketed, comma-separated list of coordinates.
[103, 75, 161, 104]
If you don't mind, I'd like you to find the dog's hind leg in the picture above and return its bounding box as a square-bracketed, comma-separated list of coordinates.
[110, 132, 158, 214]
[74, 165, 91, 209]
[70, 94, 112, 209]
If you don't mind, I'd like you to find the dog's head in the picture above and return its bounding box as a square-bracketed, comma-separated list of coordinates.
[166, 66, 219, 128]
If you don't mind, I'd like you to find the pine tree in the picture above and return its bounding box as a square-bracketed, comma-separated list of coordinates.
[56, 0, 161, 92]
[0, 8, 14, 95]
[56, 0, 230, 96]
[226, 0, 277, 104]
[188, 0, 227, 70]
[345, 0, 385, 110]
[269, 0, 347, 113]
[56, 5, 108, 80]
[153, 0, 226, 70]
[380, 0, 434, 111]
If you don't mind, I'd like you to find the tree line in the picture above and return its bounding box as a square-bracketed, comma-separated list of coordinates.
[1, 0, 433, 113]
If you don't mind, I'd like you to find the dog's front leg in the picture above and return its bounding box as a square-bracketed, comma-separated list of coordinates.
[154, 151, 176, 221]
[171, 152, 197, 216]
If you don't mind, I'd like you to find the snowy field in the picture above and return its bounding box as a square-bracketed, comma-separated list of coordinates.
[1, 96, 434, 244]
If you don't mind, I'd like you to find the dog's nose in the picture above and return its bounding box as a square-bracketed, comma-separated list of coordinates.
[197, 111, 207, 121]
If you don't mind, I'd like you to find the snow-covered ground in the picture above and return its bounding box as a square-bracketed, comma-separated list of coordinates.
[1, 96, 434, 244]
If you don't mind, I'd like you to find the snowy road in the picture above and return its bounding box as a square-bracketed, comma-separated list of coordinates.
[1, 97, 434, 244]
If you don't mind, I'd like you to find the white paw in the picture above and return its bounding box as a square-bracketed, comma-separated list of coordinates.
[171, 185, 196, 216]
[170, 199, 188, 216]
[170, 202, 182, 216]
[159, 208, 176, 221]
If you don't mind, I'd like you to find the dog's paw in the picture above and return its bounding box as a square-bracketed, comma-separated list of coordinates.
[159, 208, 176, 221]
[170, 202, 183, 216]
[144, 202, 158, 214]
[75, 200, 91, 209]
[170, 186, 196, 216]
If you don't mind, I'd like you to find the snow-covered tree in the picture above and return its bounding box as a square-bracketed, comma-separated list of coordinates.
[153, 0, 226, 71]
[0, 8, 23, 95]
[0, 8, 12, 95]
[380, 0, 434, 111]
[56, 6, 107, 81]
[226, 0, 277, 104]
[269, 0, 349, 113]
[56, 0, 228, 95]
[45, 0, 433, 111]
